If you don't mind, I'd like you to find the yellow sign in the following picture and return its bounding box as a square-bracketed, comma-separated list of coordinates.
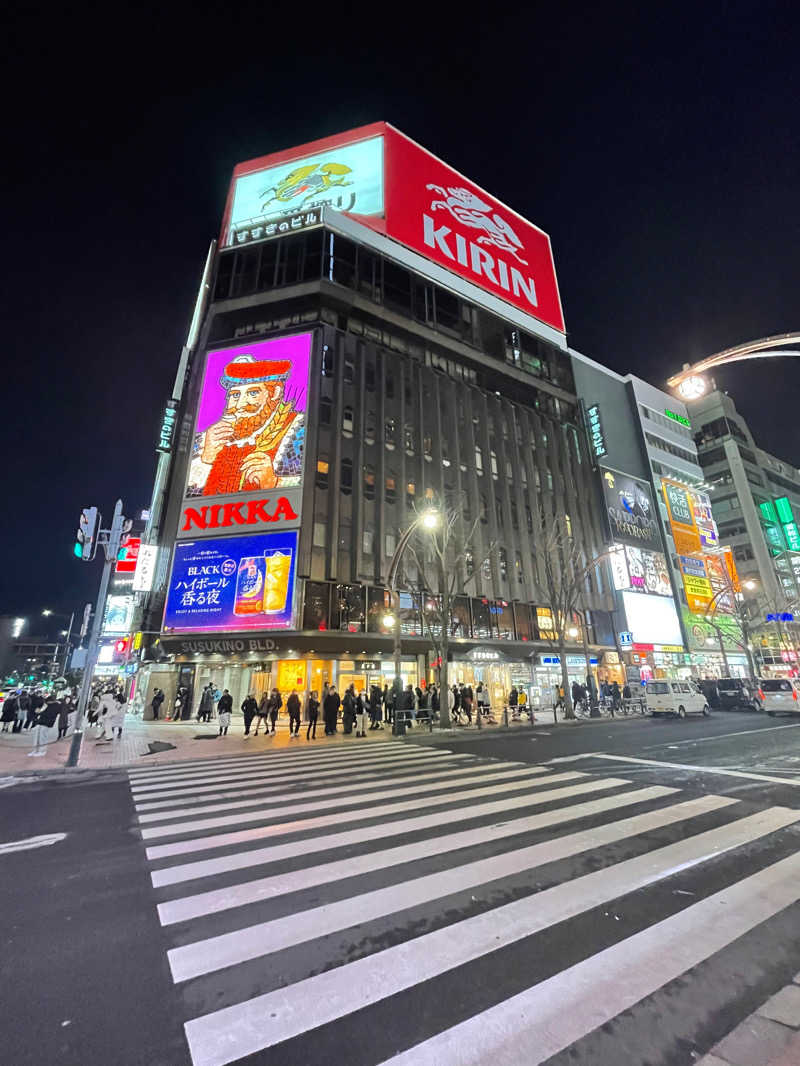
[662, 478, 702, 557]
[133, 631, 143, 650]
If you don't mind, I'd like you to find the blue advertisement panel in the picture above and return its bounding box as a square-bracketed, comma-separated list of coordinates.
[163, 530, 298, 633]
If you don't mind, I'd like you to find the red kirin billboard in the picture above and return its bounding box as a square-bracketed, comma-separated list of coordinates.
[221, 123, 565, 335]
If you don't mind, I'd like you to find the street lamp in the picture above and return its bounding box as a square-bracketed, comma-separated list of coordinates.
[385, 508, 442, 726]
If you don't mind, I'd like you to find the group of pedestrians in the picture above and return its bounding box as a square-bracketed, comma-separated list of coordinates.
[0, 688, 82, 743]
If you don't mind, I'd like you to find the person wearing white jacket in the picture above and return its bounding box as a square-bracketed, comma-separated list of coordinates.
[109, 693, 127, 738]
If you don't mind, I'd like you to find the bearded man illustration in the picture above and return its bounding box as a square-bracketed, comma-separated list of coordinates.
[188, 355, 305, 497]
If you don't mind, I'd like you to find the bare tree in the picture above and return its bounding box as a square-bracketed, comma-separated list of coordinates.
[531, 515, 610, 720]
[403, 507, 495, 729]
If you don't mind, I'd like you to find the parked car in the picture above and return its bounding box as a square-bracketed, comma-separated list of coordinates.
[715, 677, 762, 711]
[645, 679, 710, 719]
[759, 678, 800, 716]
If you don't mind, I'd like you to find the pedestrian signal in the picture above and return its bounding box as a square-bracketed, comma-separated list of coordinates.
[74, 507, 100, 561]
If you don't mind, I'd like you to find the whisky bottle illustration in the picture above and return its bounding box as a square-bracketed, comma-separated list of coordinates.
[234, 556, 266, 615]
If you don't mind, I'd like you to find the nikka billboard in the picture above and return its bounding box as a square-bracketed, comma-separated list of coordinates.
[221, 123, 565, 335]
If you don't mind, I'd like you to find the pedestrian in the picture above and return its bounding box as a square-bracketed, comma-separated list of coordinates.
[430, 683, 440, 720]
[110, 693, 126, 738]
[323, 685, 340, 735]
[342, 685, 356, 734]
[150, 688, 164, 720]
[400, 684, 415, 728]
[218, 701, 231, 736]
[382, 683, 390, 722]
[571, 680, 582, 712]
[14, 692, 28, 733]
[216, 689, 232, 727]
[1, 693, 18, 732]
[27, 690, 44, 730]
[610, 681, 621, 715]
[355, 689, 368, 737]
[33, 695, 60, 750]
[306, 690, 320, 740]
[56, 697, 71, 739]
[96, 690, 116, 742]
[287, 689, 301, 737]
[241, 693, 257, 736]
[268, 688, 282, 735]
[368, 684, 382, 729]
[198, 684, 215, 723]
[461, 685, 473, 725]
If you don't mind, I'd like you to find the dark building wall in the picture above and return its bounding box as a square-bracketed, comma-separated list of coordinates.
[147, 229, 615, 642]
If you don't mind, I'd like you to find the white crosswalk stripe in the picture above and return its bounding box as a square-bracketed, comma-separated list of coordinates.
[130, 741, 800, 1066]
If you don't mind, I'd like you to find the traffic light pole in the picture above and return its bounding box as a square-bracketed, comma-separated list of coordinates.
[66, 500, 125, 768]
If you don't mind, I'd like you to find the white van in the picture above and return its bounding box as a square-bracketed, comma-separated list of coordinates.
[759, 678, 800, 716]
[645, 679, 710, 719]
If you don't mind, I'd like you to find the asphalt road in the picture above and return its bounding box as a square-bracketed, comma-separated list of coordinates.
[2, 710, 799, 1066]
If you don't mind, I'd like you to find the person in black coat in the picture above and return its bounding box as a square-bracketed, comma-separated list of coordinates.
[306, 691, 320, 740]
[268, 689, 282, 735]
[323, 687, 340, 735]
[27, 691, 44, 729]
[150, 688, 164, 721]
[368, 685, 382, 730]
[341, 686, 356, 734]
[241, 694, 258, 736]
[287, 690, 301, 737]
[216, 689, 233, 724]
[1, 694, 18, 731]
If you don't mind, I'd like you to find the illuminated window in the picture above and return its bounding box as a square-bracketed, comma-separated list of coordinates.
[465, 549, 475, 578]
[406, 480, 416, 508]
[404, 424, 415, 455]
[363, 465, 376, 500]
[475, 446, 484, 475]
[385, 474, 397, 505]
[515, 552, 524, 583]
[316, 457, 329, 490]
[342, 406, 354, 437]
[490, 450, 498, 480]
[385, 419, 396, 450]
[565, 513, 572, 538]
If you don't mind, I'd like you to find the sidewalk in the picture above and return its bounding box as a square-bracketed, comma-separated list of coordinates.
[0, 714, 397, 775]
[698, 975, 800, 1065]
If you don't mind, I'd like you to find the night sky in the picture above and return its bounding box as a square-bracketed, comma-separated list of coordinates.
[4, 2, 799, 626]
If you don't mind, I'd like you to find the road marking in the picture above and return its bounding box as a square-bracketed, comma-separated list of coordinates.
[167, 794, 736, 980]
[134, 754, 473, 810]
[127, 738, 409, 777]
[584, 752, 800, 786]
[0, 833, 67, 854]
[182, 807, 799, 1064]
[149, 776, 631, 881]
[642, 722, 800, 750]
[129, 747, 449, 792]
[379, 850, 800, 1065]
[157, 785, 685, 925]
[137, 765, 550, 828]
[145, 774, 626, 861]
[545, 753, 601, 763]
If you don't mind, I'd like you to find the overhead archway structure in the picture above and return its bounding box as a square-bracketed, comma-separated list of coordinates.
[667, 332, 800, 400]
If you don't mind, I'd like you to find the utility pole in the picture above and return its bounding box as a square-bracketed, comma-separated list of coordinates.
[66, 501, 126, 768]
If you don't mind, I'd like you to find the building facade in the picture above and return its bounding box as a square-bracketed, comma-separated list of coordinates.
[688, 387, 800, 674]
[135, 124, 620, 717]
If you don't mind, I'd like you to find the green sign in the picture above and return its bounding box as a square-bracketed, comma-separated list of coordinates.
[775, 496, 795, 524]
[760, 500, 778, 524]
[665, 409, 691, 428]
[681, 607, 743, 652]
[784, 521, 800, 552]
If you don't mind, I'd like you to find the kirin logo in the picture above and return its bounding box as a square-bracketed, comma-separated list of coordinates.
[260, 162, 353, 214]
[421, 184, 538, 309]
[426, 185, 527, 264]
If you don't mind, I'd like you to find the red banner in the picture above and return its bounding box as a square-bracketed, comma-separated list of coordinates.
[381, 127, 565, 334]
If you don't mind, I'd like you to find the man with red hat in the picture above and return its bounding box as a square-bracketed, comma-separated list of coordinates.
[188, 354, 305, 496]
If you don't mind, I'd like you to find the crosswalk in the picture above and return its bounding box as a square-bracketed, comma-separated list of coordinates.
[129, 738, 800, 1066]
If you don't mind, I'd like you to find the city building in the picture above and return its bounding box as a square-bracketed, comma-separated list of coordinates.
[570, 355, 750, 680]
[688, 386, 800, 673]
[135, 123, 621, 716]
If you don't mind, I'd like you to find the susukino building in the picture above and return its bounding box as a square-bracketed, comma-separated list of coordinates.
[136, 123, 622, 717]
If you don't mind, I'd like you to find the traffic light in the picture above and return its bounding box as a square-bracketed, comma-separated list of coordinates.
[74, 507, 100, 561]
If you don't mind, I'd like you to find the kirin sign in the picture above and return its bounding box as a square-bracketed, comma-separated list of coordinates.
[381, 126, 565, 335]
[221, 123, 565, 336]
